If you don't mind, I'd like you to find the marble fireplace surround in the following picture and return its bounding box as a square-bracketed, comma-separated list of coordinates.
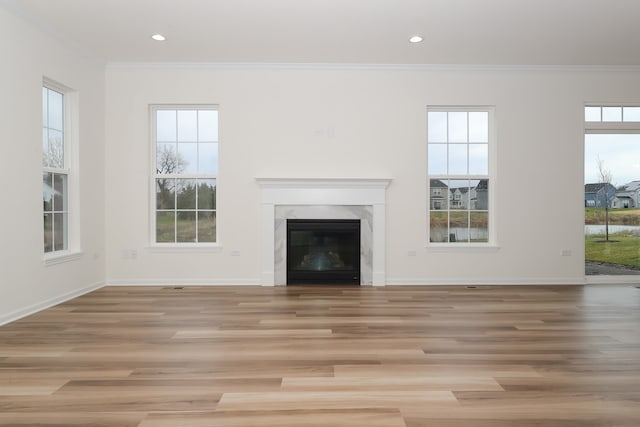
[256, 178, 392, 286]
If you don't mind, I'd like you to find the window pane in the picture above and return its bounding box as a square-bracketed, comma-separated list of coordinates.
[428, 144, 447, 175]
[428, 112, 447, 142]
[43, 213, 53, 252]
[585, 106, 601, 122]
[468, 112, 488, 142]
[198, 211, 216, 242]
[53, 174, 67, 211]
[156, 143, 178, 174]
[42, 130, 49, 167]
[449, 180, 469, 210]
[430, 180, 448, 210]
[53, 213, 67, 251]
[474, 179, 489, 210]
[157, 110, 176, 141]
[47, 129, 64, 168]
[448, 144, 468, 175]
[177, 143, 197, 174]
[429, 211, 448, 242]
[177, 110, 198, 142]
[198, 110, 218, 141]
[623, 107, 640, 122]
[448, 112, 467, 142]
[602, 107, 622, 122]
[449, 211, 468, 243]
[198, 142, 218, 174]
[197, 179, 216, 209]
[156, 178, 175, 209]
[469, 144, 488, 175]
[156, 212, 175, 242]
[42, 87, 48, 128]
[176, 211, 196, 242]
[43, 172, 53, 211]
[47, 89, 63, 131]
[176, 179, 196, 209]
[470, 211, 489, 242]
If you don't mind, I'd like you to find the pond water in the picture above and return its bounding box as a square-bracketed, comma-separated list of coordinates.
[431, 227, 489, 242]
[584, 225, 640, 235]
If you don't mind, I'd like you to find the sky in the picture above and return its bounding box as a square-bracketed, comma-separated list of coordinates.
[584, 134, 640, 186]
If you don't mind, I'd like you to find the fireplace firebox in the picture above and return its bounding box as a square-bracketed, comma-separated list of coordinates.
[286, 219, 361, 285]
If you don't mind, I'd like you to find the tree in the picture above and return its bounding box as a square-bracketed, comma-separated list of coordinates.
[596, 156, 614, 241]
[156, 145, 187, 209]
[43, 133, 64, 168]
[156, 144, 187, 175]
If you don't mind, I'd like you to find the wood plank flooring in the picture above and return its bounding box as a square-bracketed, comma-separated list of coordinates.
[1, 285, 639, 426]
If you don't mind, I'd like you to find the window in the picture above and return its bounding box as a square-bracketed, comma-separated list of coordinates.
[584, 104, 640, 277]
[427, 107, 493, 244]
[585, 105, 640, 123]
[42, 84, 69, 254]
[152, 106, 218, 244]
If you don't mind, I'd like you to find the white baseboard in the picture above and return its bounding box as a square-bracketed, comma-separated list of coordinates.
[105, 278, 262, 286]
[0, 281, 104, 326]
[386, 277, 587, 286]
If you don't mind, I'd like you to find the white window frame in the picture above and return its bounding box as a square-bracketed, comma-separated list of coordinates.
[149, 104, 220, 249]
[426, 106, 497, 248]
[585, 103, 640, 134]
[583, 103, 640, 282]
[42, 78, 80, 264]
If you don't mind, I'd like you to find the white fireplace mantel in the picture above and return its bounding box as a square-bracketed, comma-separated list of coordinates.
[256, 178, 392, 286]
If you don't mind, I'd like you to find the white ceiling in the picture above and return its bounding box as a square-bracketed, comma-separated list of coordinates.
[2, 0, 640, 66]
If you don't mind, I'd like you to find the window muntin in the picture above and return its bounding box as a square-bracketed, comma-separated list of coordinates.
[428, 108, 492, 244]
[42, 85, 69, 253]
[152, 106, 218, 244]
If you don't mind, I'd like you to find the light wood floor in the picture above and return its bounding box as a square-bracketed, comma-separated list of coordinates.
[1, 285, 639, 426]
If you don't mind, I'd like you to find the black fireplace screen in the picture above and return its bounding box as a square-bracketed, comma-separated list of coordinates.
[286, 219, 361, 285]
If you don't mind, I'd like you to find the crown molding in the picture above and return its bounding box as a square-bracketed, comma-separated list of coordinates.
[105, 62, 640, 73]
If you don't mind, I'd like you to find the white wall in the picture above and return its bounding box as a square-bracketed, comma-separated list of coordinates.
[0, 7, 105, 324]
[105, 64, 640, 285]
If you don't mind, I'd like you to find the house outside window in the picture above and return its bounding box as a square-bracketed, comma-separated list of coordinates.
[427, 107, 493, 243]
[151, 106, 218, 244]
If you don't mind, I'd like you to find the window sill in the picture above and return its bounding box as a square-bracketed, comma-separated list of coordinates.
[44, 250, 83, 266]
[425, 244, 500, 253]
[147, 244, 223, 254]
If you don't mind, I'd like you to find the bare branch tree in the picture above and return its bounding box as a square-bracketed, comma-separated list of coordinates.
[156, 145, 187, 209]
[156, 144, 186, 175]
[596, 155, 614, 241]
[43, 134, 64, 168]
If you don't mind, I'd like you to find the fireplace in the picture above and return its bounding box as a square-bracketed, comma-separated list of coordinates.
[287, 219, 361, 285]
[255, 178, 391, 286]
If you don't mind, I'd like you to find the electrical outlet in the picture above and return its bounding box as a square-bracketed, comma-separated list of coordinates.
[122, 249, 138, 260]
[561, 249, 572, 257]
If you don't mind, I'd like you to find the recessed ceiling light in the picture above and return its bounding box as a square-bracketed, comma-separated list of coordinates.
[151, 34, 166, 41]
[409, 35, 423, 43]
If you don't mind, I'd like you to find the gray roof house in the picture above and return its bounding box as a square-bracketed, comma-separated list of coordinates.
[613, 180, 640, 208]
[429, 179, 449, 210]
[585, 183, 616, 208]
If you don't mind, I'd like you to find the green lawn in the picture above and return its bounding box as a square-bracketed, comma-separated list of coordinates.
[585, 232, 640, 268]
[156, 212, 216, 243]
